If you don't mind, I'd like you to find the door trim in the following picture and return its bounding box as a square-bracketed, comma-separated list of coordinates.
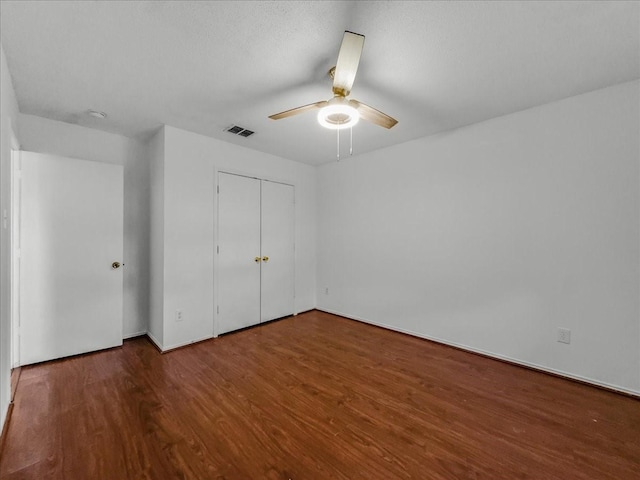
[9, 127, 20, 369]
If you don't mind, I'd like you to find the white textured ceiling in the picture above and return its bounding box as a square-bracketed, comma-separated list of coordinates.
[1, 1, 638, 165]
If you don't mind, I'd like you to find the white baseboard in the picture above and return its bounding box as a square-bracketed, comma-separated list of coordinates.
[123, 330, 147, 340]
[317, 308, 640, 398]
[157, 334, 214, 353]
[146, 331, 164, 352]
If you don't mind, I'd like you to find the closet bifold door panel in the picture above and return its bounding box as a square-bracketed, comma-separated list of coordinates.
[217, 172, 295, 335]
[217, 173, 262, 335]
[260, 180, 295, 323]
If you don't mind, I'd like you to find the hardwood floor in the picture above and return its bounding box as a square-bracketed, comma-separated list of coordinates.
[1, 310, 638, 479]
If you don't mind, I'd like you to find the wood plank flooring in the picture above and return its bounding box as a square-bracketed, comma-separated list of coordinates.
[1, 310, 638, 479]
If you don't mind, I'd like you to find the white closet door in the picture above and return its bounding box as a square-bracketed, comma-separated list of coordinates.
[217, 173, 261, 334]
[260, 180, 295, 322]
[20, 152, 123, 365]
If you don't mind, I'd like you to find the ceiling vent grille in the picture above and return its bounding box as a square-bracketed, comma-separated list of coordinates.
[225, 125, 255, 137]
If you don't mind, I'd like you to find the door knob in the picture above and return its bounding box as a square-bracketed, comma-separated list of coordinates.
[112, 261, 122, 269]
[262, 256, 269, 263]
[254, 257, 261, 263]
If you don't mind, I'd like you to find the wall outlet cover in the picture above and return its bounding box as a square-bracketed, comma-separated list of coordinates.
[557, 327, 571, 344]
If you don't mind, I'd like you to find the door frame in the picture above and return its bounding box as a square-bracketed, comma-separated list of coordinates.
[9, 127, 20, 369]
[212, 167, 296, 338]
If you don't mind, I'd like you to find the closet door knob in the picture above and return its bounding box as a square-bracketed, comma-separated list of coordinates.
[262, 256, 269, 263]
[254, 257, 261, 263]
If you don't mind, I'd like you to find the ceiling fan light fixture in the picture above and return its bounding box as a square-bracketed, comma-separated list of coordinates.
[317, 103, 360, 130]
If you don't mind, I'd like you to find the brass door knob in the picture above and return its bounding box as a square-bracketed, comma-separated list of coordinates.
[262, 256, 269, 263]
[112, 261, 121, 269]
[254, 257, 261, 263]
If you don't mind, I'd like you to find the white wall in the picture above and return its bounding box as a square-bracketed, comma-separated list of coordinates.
[0, 42, 20, 432]
[317, 80, 640, 395]
[150, 125, 316, 350]
[17, 114, 150, 338]
[148, 127, 165, 347]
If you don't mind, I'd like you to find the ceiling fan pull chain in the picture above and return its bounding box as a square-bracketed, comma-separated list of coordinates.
[350, 126, 353, 156]
[337, 127, 340, 161]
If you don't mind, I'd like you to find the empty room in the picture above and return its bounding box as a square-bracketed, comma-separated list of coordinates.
[0, 1, 638, 479]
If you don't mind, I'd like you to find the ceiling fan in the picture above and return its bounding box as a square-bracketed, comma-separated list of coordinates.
[268, 31, 398, 130]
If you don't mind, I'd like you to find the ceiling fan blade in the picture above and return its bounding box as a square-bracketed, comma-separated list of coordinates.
[332, 31, 365, 97]
[268, 101, 328, 120]
[349, 99, 398, 129]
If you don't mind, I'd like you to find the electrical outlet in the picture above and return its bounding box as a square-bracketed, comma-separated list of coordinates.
[325, 287, 329, 295]
[176, 309, 183, 322]
[557, 327, 571, 344]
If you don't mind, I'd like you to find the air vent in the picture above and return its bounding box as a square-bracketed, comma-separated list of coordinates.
[226, 125, 244, 134]
[225, 125, 255, 137]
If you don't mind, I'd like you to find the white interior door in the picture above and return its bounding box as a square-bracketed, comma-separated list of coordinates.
[20, 152, 123, 365]
[217, 173, 261, 334]
[260, 180, 295, 322]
